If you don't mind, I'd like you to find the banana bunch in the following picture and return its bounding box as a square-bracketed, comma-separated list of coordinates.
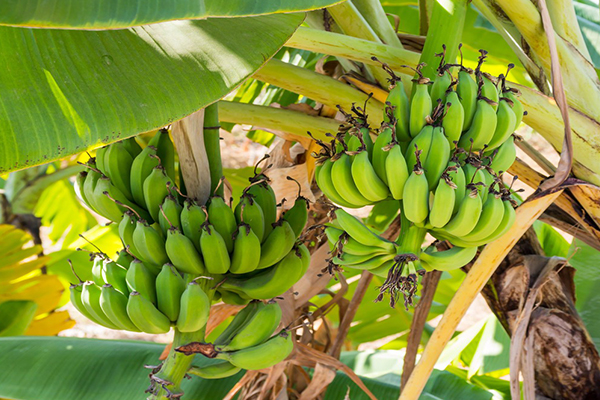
[189, 301, 293, 378]
[69, 250, 210, 334]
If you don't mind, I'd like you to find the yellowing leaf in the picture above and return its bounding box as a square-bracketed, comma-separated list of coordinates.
[25, 311, 75, 336]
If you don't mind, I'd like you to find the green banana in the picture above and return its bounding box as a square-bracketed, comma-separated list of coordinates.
[158, 195, 183, 235]
[441, 91, 465, 147]
[155, 264, 186, 322]
[165, 227, 206, 275]
[208, 196, 237, 253]
[132, 220, 168, 267]
[351, 149, 389, 202]
[420, 246, 478, 271]
[143, 165, 172, 222]
[486, 97, 517, 150]
[176, 281, 211, 332]
[217, 301, 282, 352]
[127, 291, 171, 334]
[219, 290, 252, 305]
[480, 73, 499, 111]
[341, 235, 395, 256]
[504, 89, 523, 131]
[115, 249, 134, 269]
[369, 259, 396, 278]
[118, 211, 143, 260]
[430, 70, 452, 109]
[333, 253, 395, 270]
[488, 135, 516, 173]
[200, 221, 231, 274]
[405, 125, 433, 171]
[257, 219, 296, 270]
[409, 78, 432, 138]
[282, 195, 308, 239]
[385, 143, 410, 200]
[366, 199, 400, 234]
[402, 154, 429, 224]
[334, 209, 391, 249]
[330, 153, 370, 207]
[217, 331, 293, 370]
[246, 179, 277, 241]
[429, 175, 456, 228]
[230, 224, 261, 274]
[130, 144, 160, 209]
[70, 283, 110, 328]
[91, 176, 125, 222]
[440, 185, 483, 237]
[316, 158, 360, 208]
[372, 125, 394, 184]
[214, 301, 260, 346]
[234, 193, 265, 242]
[458, 99, 498, 151]
[101, 260, 129, 295]
[188, 361, 241, 379]
[81, 281, 120, 330]
[121, 137, 142, 158]
[125, 259, 157, 304]
[463, 164, 487, 199]
[456, 69, 478, 130]
[461, 190, 505, 242]
[181, 198, 206, 252]
[91, 255, 106, 287]
[102, 141, 134, 201]
[447, 161, 466, 211]
[100, 284, 140, 331]
[82, 161, 103, 214]
[155, 128, 176, 181]
[385, 82, 411, 141]
[75, 171, 92, 209]
[95, 146, 108, 174]
[468, 197, 516, 245]
[423, 127, 451, 190]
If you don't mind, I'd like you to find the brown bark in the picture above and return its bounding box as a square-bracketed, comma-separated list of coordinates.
[467, 229, 600, 399]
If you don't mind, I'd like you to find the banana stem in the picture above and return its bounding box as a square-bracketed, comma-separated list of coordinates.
[149, 277, 217, 399]
[203, 103, 223, 198]
[352, 0, 405, 49]
[395, 213, 427, 255]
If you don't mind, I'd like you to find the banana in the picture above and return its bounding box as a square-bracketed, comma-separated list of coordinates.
[176, 281, 211, 332]
[118, 211, 143, 259]
[468, 197, 516, 245]
[81, 281, 120, 330]
[91, 255, 106, 287]
[337, 232, 396, 255]
[330, 153, 370, 207]
[420, 246, 478, 271]
[456, 69, 478, 130]
[91, 176, 124, 222]
[155, 128, 176, 181]
[214, 301, 260, 346]
[221, 248, 303, 299]
[75, 171, 92, 209]
[357, 125, 373, 155]
[463, 164, 487, 199]
[217, 331, 293, 371]
[130, 144, 160, 209]
[121, 137, 142, 158]
[208, 196, 237, 253]
[217, 301, 282, 352]
[132, 219, 168, 267]
[486, 97, 517, 150]
[234, 193, 265, 242]
[405, 125, 433, 171]
[372, 125, 394, 184]
[181, 198, 206, 252]
[70, 283, 109, 328]
[200, 221, 231, 274]
[156, 264, 186, 322]
[368, 259, 396, 278]
[101, 260, 129, 295]
[430, 70, 452, 109]
[188, 361, 241, 379]
[257, 219, 296, 270]
[143, 165, 172, 222]
[334, 209, 391, 249]
[102, 141, 134, 201]
[333, 253, 395, 270]
[82, 161, 103, 214]
[447, 161, 466, 211]
[488, 135, 516, 173]
[351, 149, 389, 202]
[366, 199, 401, 233]
[95, 146, 108, 174]
[100, 284, 140, 331]
[441, 91, 465, 146]
[165, 227, 206, 275]
[125, 259, 157, 304]
[115, 249, 134, 269]
[480, 73, 499, 111]
[230, 224, 261, 274]
[127, 291, 171, 334]
[385, 82, 411, 141]
[219, 290, 252, 305]
[458, 99, 498, 151]
[282, 196, 308, 239]
[429, 175, 456, 228]
[316, 158, 360, 208]
[461, 190, 505, 242]
[423, 127, 451, 190]
[158, 195, 183, 235]
[504, 89, 523, 131]
[401, 154, 429, 224]
[440, 185, 483, 237]
[246, 179, 277, 241]
[409, 77, 432, 138]
[383, 143, 409, 201]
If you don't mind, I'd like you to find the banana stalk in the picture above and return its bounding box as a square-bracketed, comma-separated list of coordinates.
[203, 104, 223, 198]
[352, 0, 405, 49]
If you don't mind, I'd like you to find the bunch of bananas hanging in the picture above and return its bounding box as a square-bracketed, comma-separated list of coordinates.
[314, 48, 522, 307]
[179, 301, 293, 379]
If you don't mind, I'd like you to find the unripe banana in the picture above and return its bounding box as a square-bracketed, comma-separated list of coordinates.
[480, 73, 499, 111]
[385, 82, 411, 141]
[189, 361, 241, 379]
[217, 331, 293, 371]
[82, 162, 103, 215]
[102, 141, 134, 201]
[130, 145, 160, 209]
[372, 125, 394, 184]
[420, 246, 478, 271]
[219, 289, 252, 305]
[127, 291, 171, 334]
[458, 99, 498, 151]
[334, 209, 392, 249]
[366, 199, 401, 233]
[217, 301, 282, 352]
[155, 129, 176, 181]
[246, 179, 277, 241]
[125, 259, 157, 304]
[118, 211, 143, 259]
[91, 255, 106, 287]
[100, 284, 140, 331]
[230, 224, 261, 274]
[234, 193, 265, 242]
[333, 253, 395, 271]
[488, 135, 516, 173]
[121, 137, 142, 158]
[155, 264, 186, 322]
[486, 98, 517, 150]
[102, 260, 129, 295]
[165, 227, 206, 275]
[440, 185, 483, 237]
[115, 249, 134, 269]
[257, 219, 296, 270]
[469, 198, 516, 245]
[158, 195, 183, 235]
[70, 283, 109, 327]
[92, 176, 127, 222]
[214, 301, 260, 346]
[331, 153, 370, 207]
[402, 159, 429, 224]
[351, 149, 389, 202]
[385, 143, 410, 200]
[95, 146, 108, 174]
[282, 195, 308, 238]
[409, 79, 433, 138]
[430, 70, 452, 109]
[368, 259, 396, 278]
[405, 125, 433, 172]
[207, 196, 237, 253]
[143, 165, 172, 222]
[81, 281, 120, 330]
[463, 164, 487, 199]
[462, 191, 505, 242]
[423, 127, 451, 190]
[132, 220, 168, 267]
[176, 281, 211, 332]
[456, 69, 478, 130]
[447, 161, 466, 211]
[429, 176, 456, 228]
[316, 158, 360, 208]
[441, 91, 465, 146]
[200, 222, 231, 274]
[346, 134, 362, 152]
[181, 198, 206, 252]
[503, 89, 524, 131]
[75, 171, 92, 209]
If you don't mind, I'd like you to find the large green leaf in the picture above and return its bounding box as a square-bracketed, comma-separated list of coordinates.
[0, 13, 303, 174]
[0, 1, 344, 29]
